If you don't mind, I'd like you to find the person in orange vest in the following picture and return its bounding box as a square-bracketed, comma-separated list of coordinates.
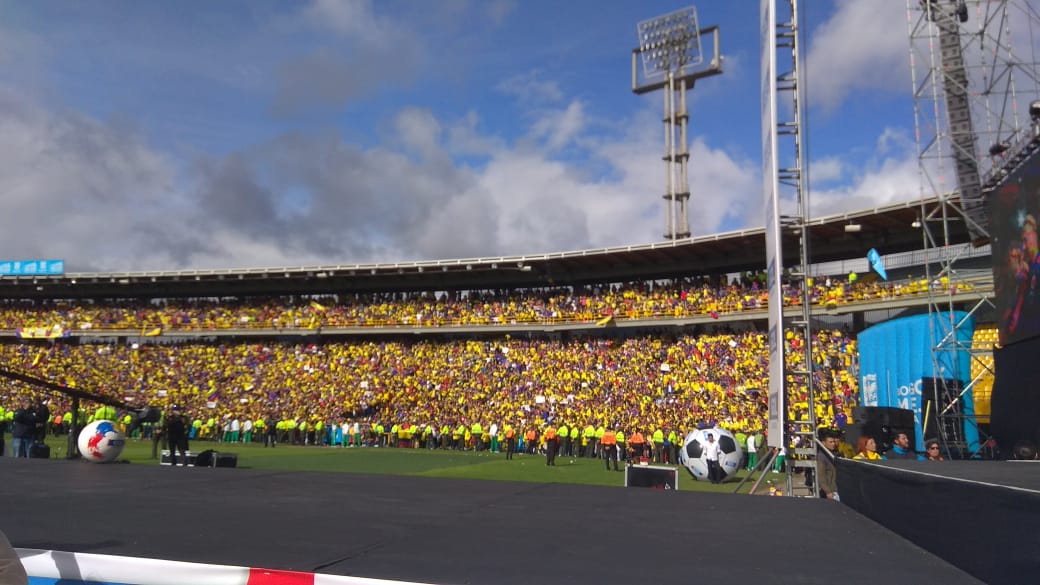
[601, 426, 620, 471]
[544, 425, 558, 466]
[505, 425, 516, 460]
[629, 429, 646, 462]
[525, 427, 538, 455]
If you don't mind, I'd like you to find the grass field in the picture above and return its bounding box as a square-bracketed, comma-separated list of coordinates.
[32, 435, 778, 494]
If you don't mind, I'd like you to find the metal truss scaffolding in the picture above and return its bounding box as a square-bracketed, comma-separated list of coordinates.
[761, 0, 818, 496]
[908, 0, 1040, 457]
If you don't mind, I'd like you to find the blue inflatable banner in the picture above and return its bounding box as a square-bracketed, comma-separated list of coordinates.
[858, 313, 978, 452]
[866, 248, 887, 280]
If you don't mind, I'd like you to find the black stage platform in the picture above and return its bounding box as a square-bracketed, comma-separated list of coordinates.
[838, 459, 1040, 585]
[1, 458, 983, 585]
[872, 459, 1040, 491]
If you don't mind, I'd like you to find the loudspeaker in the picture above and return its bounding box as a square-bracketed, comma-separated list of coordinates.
[192, 450, 237, 468]
[625, 464, 678, 489]
[848, 406, 916, 453]
[194, 449, 217, 467]
[992, 337, 1040, 455]
[214, 452, 238, 468]
[29, 442, 50, 459]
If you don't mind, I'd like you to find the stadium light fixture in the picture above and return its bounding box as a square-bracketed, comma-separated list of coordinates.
[637, 7, 703, 81]
[912, 217, 922, 228]
[844, 222, 862, 233]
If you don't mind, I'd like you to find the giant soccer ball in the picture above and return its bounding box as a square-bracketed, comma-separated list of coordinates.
[679, 427, 743, 482]
[78, 420, 126, 463]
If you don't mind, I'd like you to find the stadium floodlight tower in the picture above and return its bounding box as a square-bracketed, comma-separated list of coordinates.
[632, 6, 722, 240]
[907, 0, 1040, 457]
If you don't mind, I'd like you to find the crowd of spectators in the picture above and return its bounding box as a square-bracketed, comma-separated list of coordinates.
[0, 329, 859, 453]
[0, 274, 974, 332]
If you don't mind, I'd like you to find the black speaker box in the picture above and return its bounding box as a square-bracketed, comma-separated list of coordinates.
[847, 406, 916, 453]
[29, 442, 50, 459]
[214, 452, 238, 468]
[192, 450, 237, 468]
[194, 449, 217, 467]
[625, 464, 678, 489]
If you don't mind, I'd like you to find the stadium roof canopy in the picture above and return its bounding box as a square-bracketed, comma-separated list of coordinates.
[0, 197, 967, 299]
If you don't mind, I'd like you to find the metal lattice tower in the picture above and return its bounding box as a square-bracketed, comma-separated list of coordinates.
[907, 0, 1040, 456]
[632, 6, 722, 240]
[761, 0, 818, 497]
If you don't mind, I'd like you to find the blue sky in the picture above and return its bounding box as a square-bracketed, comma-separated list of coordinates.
[0, 0, 1000, 271]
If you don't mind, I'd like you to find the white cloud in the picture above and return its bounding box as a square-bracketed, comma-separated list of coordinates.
[485, 0, 517, 26]
[809, 144, 920, 218]
[394, 107, 445, 161]
[805, 0, 909, 113]
[445, 111, 503, 158]
[0, 73, 761, 272]
[301, 0, 402, 48]
[811, 156, 919, 219]
[496, 70, 564, 104]
[0, 88, 184, 270]
[275, 0, 423, 113]
[809, 156, 844, 185]
[528, 100, 585, 152]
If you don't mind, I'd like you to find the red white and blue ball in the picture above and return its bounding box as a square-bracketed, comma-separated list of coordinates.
[77, 420, 126, 463]
[678, 427, 743, 482]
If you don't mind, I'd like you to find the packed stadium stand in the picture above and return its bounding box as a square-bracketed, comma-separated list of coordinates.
[0, 198, 997, 452]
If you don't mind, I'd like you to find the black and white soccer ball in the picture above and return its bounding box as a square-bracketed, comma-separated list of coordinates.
[679, 427, 743, 482]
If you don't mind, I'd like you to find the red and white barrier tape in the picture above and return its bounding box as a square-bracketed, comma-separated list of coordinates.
[17, 548, 441, 585]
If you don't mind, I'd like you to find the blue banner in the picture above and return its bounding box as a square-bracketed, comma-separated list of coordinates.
[867, 248, 887, 280]
[0, 259, 65, 276]
[858, 313, 978, 452]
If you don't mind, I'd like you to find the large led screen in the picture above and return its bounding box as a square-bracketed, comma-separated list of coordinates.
[991, 148, 1040, 346]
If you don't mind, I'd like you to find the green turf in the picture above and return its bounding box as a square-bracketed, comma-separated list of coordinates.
[32, 435, 778, 493]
